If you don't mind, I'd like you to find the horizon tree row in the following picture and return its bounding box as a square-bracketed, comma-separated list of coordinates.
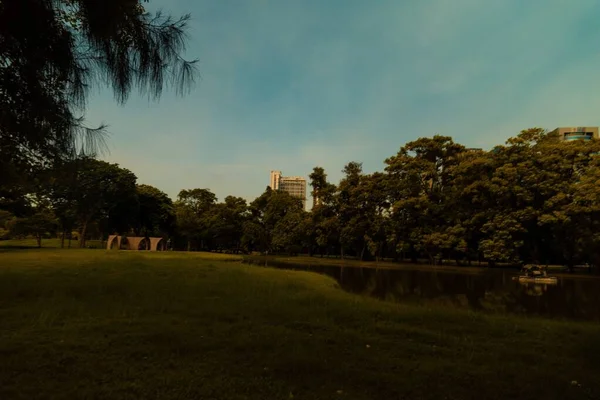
[2, 128, 600, 267]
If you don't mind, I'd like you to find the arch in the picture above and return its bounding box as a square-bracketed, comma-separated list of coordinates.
[149, 237, 165, 251]
[127, 236, 149, 251]
[107, 235, 160, 251]
[107, 235, 124, 250]
[107, 235, 118, 250]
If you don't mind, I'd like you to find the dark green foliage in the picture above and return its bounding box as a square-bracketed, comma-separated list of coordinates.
[0, 0, 197, 193]
[4, 128, 600, 265]
[135, 184, 175, 237]
[45, 157, 138, 247]
[6, 210, 57, 248]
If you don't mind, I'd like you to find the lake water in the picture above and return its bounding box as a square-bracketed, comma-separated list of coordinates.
[248, 260, 600, 322]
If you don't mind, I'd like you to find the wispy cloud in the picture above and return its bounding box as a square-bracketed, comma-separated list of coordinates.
[86, 0, 600, 204]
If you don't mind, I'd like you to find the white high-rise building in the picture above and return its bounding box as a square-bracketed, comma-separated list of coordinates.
[269, 170, 282, 190]
[269, 170, 307, 210]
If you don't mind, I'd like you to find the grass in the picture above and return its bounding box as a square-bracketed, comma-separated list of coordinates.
[1, 250, 599, 399]
[0, 238, 104, 249]
[244, 254, 501, 274]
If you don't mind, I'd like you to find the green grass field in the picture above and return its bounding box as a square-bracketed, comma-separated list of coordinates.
[243, 254, 496, 274]
[1, 250, 599, 399]
[0, 238, 104, 249]
[243, 254, 529, 270]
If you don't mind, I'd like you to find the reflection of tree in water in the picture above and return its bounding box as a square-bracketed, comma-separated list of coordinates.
[349, 268, 487, 309]
[273, 260, 600, 321]
[498, 278, 600, 320]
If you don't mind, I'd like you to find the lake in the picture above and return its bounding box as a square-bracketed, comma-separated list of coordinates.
[247, 259, 600, 321]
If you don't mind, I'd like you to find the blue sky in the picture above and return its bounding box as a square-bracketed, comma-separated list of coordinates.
[87, 0, 600, 206]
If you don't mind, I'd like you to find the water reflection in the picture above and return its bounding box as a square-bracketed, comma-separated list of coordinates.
[255, 261, 600, 321]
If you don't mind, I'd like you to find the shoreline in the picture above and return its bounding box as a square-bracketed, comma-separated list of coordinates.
[242, 255, 600, 279]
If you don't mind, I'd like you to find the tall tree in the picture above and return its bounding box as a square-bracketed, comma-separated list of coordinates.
[207, 196, 248, 252]
[361, 172, 390, 262]
[308, 167, 339, 257]
[175, 188, 217, 250]
[135, 184, 175, 237]
[338, 161, 367, 259]
[385, 136, 465, 264]
[242, 187, 303, 254]
[0, 0, 198, 190]
[48, 157, 137, 247]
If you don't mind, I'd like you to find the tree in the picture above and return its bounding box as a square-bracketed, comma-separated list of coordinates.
[7, 212, 57, 248]
[446, 148, 496, 265]
[360, 172, 390, 262]
[174, 201, 201, 251]
[0, 0, 198, 191]
[308, 167, 339, 257]
[48, 157, 137, 247]
[272, 211, 311, 255]
[0, 210, 13, 239]
[309, 167, 328, 208]
[337, 162, 367, 259]
[175, 188, 217, 250]
[534, 136, 600, 267]
[177, 189, 217, 215]
[242, 187, 303, 254]
[46, 160, 79, 247]
[206, 196, 248, 252]
[135, 184, 175, 237]
[385, 136, 465, 264]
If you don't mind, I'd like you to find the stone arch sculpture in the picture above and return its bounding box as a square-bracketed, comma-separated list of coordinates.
[149, 237, 165, 251]
[107, 235, 124, 250]
[107, 235, 166, 251]
[127, 236, 149, 251]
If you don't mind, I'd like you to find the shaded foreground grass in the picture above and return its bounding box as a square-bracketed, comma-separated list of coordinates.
[1, 250, 599, 400]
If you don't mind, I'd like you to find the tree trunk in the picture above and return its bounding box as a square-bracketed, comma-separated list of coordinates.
[60, 230, 65, 248]
[187, 239, 191, 252]
[360, 244, 366, 261]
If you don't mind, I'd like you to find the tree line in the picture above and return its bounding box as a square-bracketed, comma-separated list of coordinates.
[3, 128, 600, 268]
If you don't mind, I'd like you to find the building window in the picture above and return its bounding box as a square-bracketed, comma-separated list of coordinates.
[564, 132, 593, 141]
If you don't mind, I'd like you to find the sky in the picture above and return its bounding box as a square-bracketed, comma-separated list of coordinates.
[86, 0, 600, 206]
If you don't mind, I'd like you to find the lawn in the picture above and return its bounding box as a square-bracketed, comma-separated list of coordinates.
[242, 254, 529, 271]
[243, 254, 493, 274]
[0, 250, 599, 400]
[0, 238, 104, 249]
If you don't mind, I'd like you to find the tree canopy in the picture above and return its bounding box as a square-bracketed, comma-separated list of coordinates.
[0, 0, 197, 191]
[3, 128, 600, 268]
